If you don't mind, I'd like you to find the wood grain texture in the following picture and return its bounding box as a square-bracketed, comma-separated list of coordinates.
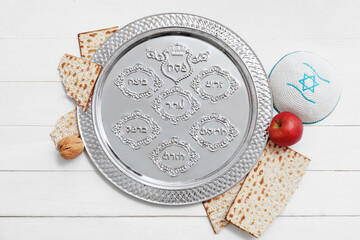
[0, 0, 359, 238]
[1, 39, 359, 82]
[0, 126, 359, 171]
[0, 82, 75, 126]
[0, 81, 358, 126]
[0, 0, 359, 39]
[0, 39, 78, 82]
[0, 217, 359, 240]
[0, 171, 358, 216]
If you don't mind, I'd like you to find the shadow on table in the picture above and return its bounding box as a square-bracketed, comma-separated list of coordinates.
[225, 224, 255, 240]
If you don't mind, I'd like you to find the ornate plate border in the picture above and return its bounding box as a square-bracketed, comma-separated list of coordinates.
[78, 13, 272, 205]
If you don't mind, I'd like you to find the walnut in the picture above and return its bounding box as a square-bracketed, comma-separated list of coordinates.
[57, 135, 84, 160]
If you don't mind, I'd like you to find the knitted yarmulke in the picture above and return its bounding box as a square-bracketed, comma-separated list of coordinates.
[269, 51, 341, 124]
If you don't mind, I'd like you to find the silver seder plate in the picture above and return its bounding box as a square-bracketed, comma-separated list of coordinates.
[78, 13, 272, 205]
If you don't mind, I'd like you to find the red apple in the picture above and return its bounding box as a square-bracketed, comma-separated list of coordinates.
[269, 112, 303, 147]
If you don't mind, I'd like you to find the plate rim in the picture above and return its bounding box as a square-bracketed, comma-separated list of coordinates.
[78, 13, 272, 205]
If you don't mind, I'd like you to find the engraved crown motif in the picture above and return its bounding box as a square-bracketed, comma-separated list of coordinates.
[166, 43, 188, 56]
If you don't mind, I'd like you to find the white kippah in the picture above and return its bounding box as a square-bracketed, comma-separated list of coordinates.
[269, 51, 341, 124]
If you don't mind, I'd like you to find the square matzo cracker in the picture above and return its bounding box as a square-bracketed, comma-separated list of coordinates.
[78, 26, 119, 60]
[58, 54, 102, 111]
[226, 141, 310, 238]
[50, 108, 79, 146]
[203, 181, 243, 233]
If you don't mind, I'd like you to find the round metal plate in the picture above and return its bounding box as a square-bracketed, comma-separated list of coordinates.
[78, 13, 272, 205]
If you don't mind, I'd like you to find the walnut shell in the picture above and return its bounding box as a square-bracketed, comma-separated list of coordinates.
[57, 135, 84, 160]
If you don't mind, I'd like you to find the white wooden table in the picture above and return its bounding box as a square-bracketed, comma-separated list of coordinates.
[1, 0, 359, 239]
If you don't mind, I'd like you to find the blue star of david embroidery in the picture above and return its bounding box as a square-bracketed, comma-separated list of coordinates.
[298, 73, 319, 93]
[286, 63, 330, 104]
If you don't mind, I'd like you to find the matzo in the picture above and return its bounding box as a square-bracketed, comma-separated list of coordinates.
[58, 54, 102, 111]
[203, 180, 243, 234]
[226, 141, 310, 238]
[50, 108, 79, 147]
[78, 26, 119, 60]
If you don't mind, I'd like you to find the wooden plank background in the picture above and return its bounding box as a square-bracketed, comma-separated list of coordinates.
[0, 0, 359, 239]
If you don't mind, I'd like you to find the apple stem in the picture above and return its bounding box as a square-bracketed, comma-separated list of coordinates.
[275, 119, 281, 127]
